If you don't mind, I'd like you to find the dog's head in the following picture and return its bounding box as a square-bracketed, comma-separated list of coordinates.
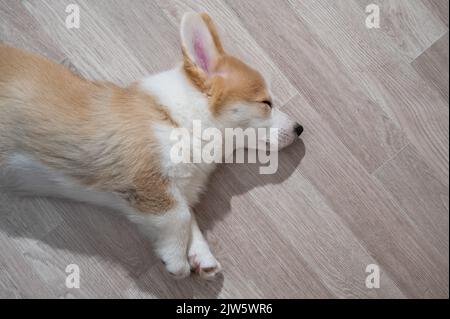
[180, 13, 302, 150]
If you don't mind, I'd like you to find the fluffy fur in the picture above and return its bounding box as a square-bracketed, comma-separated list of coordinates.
[0, 13, 301, 278]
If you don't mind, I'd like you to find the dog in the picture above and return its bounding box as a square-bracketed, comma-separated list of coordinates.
[0, 13, 302, 279]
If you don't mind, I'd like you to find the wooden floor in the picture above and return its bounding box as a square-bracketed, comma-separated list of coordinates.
[0, 0, 448, 298]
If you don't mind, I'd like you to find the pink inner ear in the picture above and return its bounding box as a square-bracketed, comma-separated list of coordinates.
[193, 30, 210, 73]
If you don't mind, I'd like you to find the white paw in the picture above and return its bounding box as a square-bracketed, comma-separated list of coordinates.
[188, 252, 222, 280]
[164, 259, 191, 279]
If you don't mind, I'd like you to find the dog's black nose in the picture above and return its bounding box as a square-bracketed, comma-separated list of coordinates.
[294, 123, 304, 137]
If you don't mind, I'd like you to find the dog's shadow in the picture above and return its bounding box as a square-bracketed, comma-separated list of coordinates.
[0, 140, 305, 298]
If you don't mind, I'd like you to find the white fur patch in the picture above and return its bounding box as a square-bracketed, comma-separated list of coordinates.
[0, 153, 127, 211]
[141, 68, 217, 206]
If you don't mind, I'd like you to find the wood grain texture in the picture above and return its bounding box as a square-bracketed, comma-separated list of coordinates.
[86, 0, 181, 74]
[358, 0, 448, 61]
[0, 0, 448, 298]
[281, 95, 448, 298]
[23, 0, 148, 84]
[0, 0, 65, 61]
[288, 0, 403, 71]
[374, 144, 449, 258]
[0, 231, 63, 298]
[412, 32, 449, 102]
[25, 206, 156, 299]
[353, 63, 449, 184]
[286, 0, 449, 183]
[220, 156, 406, 298]
[422, 0, 450, 26]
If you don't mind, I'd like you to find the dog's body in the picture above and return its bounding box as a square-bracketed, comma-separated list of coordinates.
[0, 13, 301, 278]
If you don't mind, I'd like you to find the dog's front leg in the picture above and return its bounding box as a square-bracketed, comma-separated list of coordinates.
[188, 215, 222, 279]
[128, 202, 192, 279]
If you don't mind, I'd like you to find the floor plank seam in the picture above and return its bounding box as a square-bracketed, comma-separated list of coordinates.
[370, 143, 411, 176]
[410, 30, 450, 64]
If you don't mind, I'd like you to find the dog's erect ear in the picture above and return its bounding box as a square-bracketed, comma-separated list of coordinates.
[181, 12, 224, 75]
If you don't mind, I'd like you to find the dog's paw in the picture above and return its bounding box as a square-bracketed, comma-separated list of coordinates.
[188, 253, 222, 280]
[164, 259, 191, 279]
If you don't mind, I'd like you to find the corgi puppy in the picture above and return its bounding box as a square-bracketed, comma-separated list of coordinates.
[0, 13, 302, 279]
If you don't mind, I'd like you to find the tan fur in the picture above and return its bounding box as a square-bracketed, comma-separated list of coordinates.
[209, 55, 271, 116]
[0, 45, 175, 213]
[183, 13, 271, 116]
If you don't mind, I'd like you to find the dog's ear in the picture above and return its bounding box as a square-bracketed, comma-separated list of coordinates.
[181, 12, 224, 75]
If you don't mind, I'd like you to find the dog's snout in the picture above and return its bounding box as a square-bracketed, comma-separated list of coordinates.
[294, 123, 303, 137]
